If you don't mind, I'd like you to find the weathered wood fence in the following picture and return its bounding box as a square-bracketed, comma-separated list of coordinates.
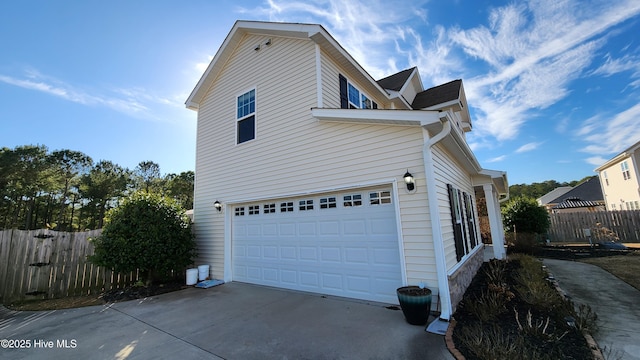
[548, 210, 640, 243]
[0, 229, 139, 305]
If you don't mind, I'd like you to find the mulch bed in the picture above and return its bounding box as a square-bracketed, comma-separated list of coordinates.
[451, 259, 594, 360]
[101, 281, 189, 303]
[534, 245, 633, 260]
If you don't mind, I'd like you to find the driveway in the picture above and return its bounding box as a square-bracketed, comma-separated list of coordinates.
[543, 259, 640, 360]
[0, 282, 453, 359]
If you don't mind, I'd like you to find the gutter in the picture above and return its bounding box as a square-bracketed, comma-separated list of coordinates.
[421, 112, 453, 321]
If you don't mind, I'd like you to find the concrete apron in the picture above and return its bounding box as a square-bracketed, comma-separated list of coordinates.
[543, 259, 640, 360]
[0, 282, 454, 360]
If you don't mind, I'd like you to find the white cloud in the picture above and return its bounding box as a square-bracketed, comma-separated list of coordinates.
[486, 155, 507, 163]
[0, 69, 185, 122]
[579, 102, 640, 157]
[451, 0, 640, 142]
[516, 142, 543, 153]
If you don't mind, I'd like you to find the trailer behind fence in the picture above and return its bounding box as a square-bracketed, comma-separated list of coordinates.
[547, 210, 640, 244]
[0, 229, 139, 305]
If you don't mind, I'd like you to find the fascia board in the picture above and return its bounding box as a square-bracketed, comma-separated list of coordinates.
[311, 108, 440, 126]
[397, 68, 422, 95]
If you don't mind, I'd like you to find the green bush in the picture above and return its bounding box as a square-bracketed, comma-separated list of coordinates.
[502, 196, 550, 234]
[89, 191, 197, 284]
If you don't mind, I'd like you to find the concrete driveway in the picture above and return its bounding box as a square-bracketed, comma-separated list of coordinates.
[0, 282, 453, 359]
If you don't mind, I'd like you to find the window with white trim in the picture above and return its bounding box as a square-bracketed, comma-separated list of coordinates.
[236, 89, 255, 144]
[622, 161, 631, 180]
[343, 194, 362, 207]
[299, 199, 314, 211]
[263, 203, 276, 214]
[320, 196, 337, 209]
[248, 205, 260, 215]
[339, 74, 378, 109]
[603, 171, 609, 186]
[369, 191, 391, 205]
[280, 202, 294, 212]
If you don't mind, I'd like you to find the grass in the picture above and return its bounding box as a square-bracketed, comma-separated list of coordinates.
[578, 252, 640, 291]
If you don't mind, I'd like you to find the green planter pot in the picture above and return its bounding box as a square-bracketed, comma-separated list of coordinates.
[397, 286, 432, 325]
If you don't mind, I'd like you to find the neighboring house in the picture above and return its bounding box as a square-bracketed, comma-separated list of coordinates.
[185, 21, 508, 321]
[537, 186, 572, 212]
[595, 140, 640, 210]
[548, 176, 605, 213]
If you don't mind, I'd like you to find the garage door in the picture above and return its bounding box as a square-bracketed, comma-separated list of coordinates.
[232, 187, 403, 304]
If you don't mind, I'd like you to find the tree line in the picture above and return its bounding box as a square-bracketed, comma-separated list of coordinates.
[0, 145, 194, 231]
[507, 177, 593, 200]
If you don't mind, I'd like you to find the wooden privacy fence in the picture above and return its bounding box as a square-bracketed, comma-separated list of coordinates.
[0, 229, 139, 305]
[548, 210, 640, 243]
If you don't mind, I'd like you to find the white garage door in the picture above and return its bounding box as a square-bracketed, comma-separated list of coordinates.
[232, 187, 403, 304]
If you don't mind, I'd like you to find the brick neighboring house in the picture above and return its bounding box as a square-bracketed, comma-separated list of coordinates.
[595, 140, 640, 210]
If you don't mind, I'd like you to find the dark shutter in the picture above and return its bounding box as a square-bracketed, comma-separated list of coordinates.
[339, 74, 348, 109]
[447, 184, 465, 261]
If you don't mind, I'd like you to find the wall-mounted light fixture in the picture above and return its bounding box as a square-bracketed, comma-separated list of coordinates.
[254, 44, 261, 51]
[265, 38, 272, 46]
[403, 170, 416, 192]
[214, 200, 222, 212]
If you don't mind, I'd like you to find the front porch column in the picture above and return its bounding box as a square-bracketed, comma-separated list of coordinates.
[483, 184, 506, 259]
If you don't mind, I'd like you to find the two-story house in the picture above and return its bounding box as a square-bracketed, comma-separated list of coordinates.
[595, 140, 640, 210]
[185, 21, 508, 321]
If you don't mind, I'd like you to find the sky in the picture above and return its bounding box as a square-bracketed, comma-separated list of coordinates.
[1, 0, 640, 185]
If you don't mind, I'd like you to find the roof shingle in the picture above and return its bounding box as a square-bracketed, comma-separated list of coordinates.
[411, 79, 462, 109]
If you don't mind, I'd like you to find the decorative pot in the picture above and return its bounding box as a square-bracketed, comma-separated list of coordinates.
[397, 286, 432, 325]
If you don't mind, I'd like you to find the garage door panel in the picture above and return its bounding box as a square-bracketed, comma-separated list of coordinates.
[232, 187, 402, 304]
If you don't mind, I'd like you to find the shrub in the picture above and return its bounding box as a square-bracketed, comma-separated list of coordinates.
[90, 191, 197, 284]
[456, 323, 521, 359]
[502, 196, 550, 234]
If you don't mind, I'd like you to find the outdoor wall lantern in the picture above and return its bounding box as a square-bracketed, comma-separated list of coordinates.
[403, 170, 416, 192]
[214, 200, 222, 212]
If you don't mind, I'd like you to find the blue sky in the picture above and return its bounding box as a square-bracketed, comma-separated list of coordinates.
[1, 0, 639, 185]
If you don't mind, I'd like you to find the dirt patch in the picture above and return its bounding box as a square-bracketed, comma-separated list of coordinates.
[6, 281, 188, 311]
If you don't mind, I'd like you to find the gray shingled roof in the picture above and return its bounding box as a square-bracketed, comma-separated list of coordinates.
[411, 79, 462, 109]
[552, 199, 602, 209]
[376, 68, 415, 91]
[550, 176, 604, 203]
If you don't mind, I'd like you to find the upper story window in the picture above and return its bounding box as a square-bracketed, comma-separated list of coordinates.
[339, 74, 377, 109]
[237, 89, 256, 144]
[603, 171, 609, 186]
[622, 161, 631, 180]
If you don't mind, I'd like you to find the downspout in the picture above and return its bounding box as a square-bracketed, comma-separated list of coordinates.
[422, 112, 453, 321]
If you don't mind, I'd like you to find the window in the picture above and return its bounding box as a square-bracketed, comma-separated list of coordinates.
[237, 89, 255, 144]
[622, 161, 631, 180]
[299, 199, 314, 211]
[320, 197, 337, 209]
[343, 194, 362, 207]
[603, 171, 609, 186]
[234, 207, 245, 216]
[447, 184, 480, 262]
[339, 74, 377, 109]
[248, 205, 260, 215]
[370, 191, 391, 205]
[280, 202, 294, 212]
[263, 203, 276, 214]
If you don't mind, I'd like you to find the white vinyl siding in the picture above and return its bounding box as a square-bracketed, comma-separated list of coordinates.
[430, 143, 481, 272]
[598, 157, 640, 211]
[193, 33, 439, 293]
